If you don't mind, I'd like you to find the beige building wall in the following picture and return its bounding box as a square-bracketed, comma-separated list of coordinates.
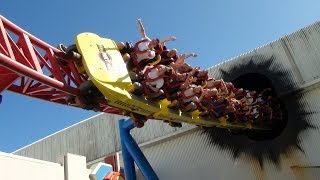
[0, 152, 91, 180]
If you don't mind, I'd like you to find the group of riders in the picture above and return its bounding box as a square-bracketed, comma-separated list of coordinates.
[115, 19, 284, 128]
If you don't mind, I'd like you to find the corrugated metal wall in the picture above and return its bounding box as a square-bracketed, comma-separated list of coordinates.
[137, 130, 298, 180]
[14, 21, 320, 179]
[13, 113, 195, 163]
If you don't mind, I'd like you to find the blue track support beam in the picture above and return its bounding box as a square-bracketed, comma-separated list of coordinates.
[122, 118, 135, 130]
[123, 131, 159, 179]
[119, 119, 136, 180]
[119, 119, 159, 180]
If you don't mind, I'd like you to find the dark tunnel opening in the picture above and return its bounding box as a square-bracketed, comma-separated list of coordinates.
[232, 73, 288, 141]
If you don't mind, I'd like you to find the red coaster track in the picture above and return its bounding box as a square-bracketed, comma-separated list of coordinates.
[0, 15, 122, 115]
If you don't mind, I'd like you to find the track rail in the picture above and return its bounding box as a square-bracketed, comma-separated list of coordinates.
[0, 16, 122, 114]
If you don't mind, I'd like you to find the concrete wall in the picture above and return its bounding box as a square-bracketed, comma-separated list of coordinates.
[0, 152, 90, 180]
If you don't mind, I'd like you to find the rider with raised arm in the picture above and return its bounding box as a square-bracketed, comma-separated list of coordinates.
[170, 53, 197, 74]
[160, 48, 178, 65]
[131, 19, 176, 68]
[155, 36, 176, 56]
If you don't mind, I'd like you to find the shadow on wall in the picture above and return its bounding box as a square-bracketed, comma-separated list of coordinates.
[203, 55, 317, 169]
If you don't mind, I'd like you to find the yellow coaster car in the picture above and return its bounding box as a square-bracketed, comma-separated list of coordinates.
[74, 32, 266, 130]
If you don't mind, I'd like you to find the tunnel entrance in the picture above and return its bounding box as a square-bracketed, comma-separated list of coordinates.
[232, 73, 288, 141]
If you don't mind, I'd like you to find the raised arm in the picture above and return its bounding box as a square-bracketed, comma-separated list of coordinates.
[137, 19, 148, 39]
[182, 53, 197, 60]
[159, 36, 176, 45]
[176, 53, 197, 64]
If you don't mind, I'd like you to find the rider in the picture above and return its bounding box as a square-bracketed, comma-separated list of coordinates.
[193, 69, 208, 86]
[160, 48, 178, 65]
[177, 84, 202, 111]
[133, 19, 176, 69]
[206, 78, 228, 97]
[170, 53, 197, 74]
[141, 64, 172, 99]
[197, 88, 218, 116]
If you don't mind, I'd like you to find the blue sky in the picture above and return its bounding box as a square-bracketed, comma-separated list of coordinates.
[0, 0, 319, 152]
